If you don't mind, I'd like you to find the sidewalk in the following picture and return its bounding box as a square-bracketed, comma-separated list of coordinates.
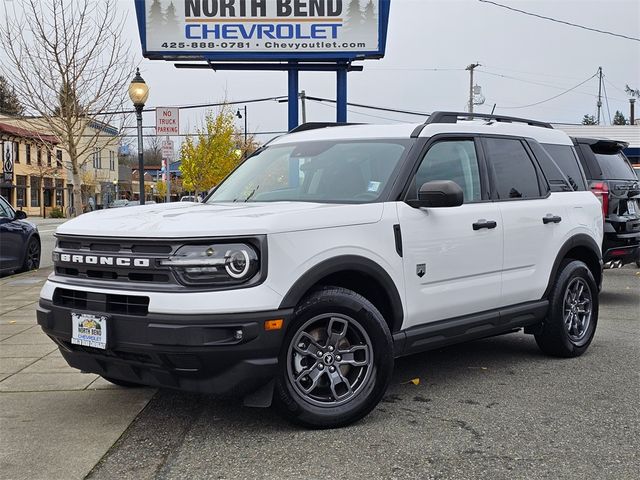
[24, 216, 69, 228]
[0, 268, 156, 480]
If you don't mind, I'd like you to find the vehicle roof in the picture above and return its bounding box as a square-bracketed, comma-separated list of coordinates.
[269, 120, 573, 146]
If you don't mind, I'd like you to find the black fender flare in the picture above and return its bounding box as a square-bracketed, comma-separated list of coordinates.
[543, 234, 603, 298]
[279, 255, 405, 332]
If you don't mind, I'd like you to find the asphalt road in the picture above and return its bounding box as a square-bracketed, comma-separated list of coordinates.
[35, 220, 65, 269]
[86, 266, 640, 480]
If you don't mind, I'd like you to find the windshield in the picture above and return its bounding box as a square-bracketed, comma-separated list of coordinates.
[207, 140, 411, 204]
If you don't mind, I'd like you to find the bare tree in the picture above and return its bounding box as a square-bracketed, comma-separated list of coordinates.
[0, 0, 134, 216]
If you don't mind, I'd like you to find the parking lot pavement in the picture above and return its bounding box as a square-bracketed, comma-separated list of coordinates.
[85, 266, 639, 480]
[0, 268, 155, 480]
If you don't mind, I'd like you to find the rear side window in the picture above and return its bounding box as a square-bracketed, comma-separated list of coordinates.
[540, 143, 587, 191]
[484, 138, 543, 199]
[593, 152, 637, 180]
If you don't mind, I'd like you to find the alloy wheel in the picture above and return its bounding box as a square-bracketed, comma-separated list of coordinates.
[563, 277, 592, 343]
[287, 313, 373, 408]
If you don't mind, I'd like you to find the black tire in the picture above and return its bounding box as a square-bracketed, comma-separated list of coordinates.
[17, 237, 40, 273]
[274, 286, 394, 429]
[101, 376, 143, 388]
[535, 260, 598, 357]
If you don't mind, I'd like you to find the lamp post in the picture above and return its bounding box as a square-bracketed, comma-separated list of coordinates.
[128, 68, 149, 204]
[112, 179, 118, 204]
[236, 106, 247, 156]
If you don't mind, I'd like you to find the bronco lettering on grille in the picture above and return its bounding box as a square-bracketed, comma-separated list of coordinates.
[59, 254, 150, 268]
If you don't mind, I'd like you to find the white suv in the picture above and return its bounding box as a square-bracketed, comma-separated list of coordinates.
[38, 112, 603, 428]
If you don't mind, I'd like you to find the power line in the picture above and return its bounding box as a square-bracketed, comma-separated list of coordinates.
[478, 0, 640, 42]
[96, 95, 287, 116]
[495, 73, 599, 109]
[304, 95, 430, 117]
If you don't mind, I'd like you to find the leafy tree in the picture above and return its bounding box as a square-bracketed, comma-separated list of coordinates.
[362, 0, 376, 24]
[612, 110, 628, 125]
[582, 114, 597, 125]
[180, 108, 242, 196]
[53, 81, 82, 117]
[155, 180, 167, 200]
[0, 75, 23, 115]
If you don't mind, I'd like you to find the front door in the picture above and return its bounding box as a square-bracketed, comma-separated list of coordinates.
[398, 138, 503, 329]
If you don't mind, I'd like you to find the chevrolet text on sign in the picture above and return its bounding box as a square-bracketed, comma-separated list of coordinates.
[156, 107, 179, 135]
[138, 0, 384, 59]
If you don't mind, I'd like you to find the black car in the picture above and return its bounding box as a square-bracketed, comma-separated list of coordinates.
[0, 195, 41, 275]
[572, 138, 640, 267]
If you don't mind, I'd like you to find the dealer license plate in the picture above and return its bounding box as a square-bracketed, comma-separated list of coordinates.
[627, 199, 637, 215]
[71, 313, 108, 350]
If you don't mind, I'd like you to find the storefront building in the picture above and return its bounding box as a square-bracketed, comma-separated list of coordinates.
[0, 122, 69, 217]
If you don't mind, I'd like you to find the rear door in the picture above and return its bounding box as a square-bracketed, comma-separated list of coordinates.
[397, 137, 503, 329]
[0, 197, 22, 271]
[483, 137, 571, 306]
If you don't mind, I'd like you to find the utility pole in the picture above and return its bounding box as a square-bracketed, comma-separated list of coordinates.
[597, 66, 603, 125]
[300, 90, 307, 124]
[466, 63, 481, 113]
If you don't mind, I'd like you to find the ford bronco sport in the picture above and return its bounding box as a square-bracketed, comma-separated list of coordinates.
[38, 112, 603, 428]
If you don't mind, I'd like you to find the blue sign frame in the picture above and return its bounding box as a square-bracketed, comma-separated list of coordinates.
[134, 0, 391, 62]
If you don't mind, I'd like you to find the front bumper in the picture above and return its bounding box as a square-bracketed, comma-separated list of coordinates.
[37, 299, 292, 397]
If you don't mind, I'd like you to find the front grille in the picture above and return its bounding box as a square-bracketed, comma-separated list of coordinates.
[53, 235, 177, 287]
[53, 288, 149, 316]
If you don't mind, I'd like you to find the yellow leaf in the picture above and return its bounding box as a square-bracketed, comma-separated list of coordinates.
[402, 378, 420, 385]
[9, 320, 16, 324]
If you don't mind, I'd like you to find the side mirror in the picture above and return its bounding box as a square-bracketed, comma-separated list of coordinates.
[14, 210, 27, 220]
[407, 180, 464, 208]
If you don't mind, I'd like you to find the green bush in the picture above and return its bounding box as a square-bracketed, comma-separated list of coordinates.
[49, 207, 64, 218]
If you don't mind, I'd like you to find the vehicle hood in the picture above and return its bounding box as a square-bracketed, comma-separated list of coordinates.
[55, 202, 385, 238]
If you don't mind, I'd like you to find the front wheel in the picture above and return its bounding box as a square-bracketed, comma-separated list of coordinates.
[274, 287, 394, 429]
[17, 237, 40, 273]
[535, 260, 598, 357]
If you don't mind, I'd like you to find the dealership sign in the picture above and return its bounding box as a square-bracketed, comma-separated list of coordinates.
[134, 0, 391, 61]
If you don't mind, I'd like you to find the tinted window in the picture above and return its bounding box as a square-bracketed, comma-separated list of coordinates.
[411, 140, 482, 203]
[540, 143, 587, 191]
[0, 196, 13, 218]
[594, 152, 636, 180]
[485, 138, 542, 199]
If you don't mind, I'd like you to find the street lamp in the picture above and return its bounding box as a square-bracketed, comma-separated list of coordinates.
[236, 106, 247, 156]
[128, 68, 149, 204]
[112, 179, 118, 203]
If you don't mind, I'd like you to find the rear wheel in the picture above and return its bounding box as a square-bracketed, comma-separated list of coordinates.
[274, 287, 393, 429]
[535, 260, 598, 357]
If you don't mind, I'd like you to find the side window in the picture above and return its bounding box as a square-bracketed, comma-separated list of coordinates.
[485, 138, 542, 199]
[539, 143, 587, 191]
[411, 140, 482, 203]
[0, 197, 12, 219]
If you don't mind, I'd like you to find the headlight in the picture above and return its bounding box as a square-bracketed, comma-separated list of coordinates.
[160, 243, 259, 286]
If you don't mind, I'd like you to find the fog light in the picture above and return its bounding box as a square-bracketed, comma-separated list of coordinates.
[234, 329, 243, 340]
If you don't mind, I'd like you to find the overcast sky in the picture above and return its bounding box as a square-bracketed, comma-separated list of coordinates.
[4, 0, 640, 142]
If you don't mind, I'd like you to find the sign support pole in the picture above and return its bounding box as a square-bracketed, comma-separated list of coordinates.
[288, 62, 299, 130]
[336, 64, 348, 123]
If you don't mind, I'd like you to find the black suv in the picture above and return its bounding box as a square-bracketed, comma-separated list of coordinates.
[572, 138, 640, 267]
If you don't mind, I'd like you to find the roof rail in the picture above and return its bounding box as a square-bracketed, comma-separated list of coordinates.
[411, 111, 553, 137]
[289, 122, 362, 134]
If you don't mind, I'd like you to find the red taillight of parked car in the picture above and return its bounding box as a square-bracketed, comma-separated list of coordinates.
[590, 181, 609, 220]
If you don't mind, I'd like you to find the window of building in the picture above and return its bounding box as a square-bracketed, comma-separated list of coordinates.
[47, 149, 52, 167]
[37, 147, 42, 165]
[30, 177, 40, 207]
[410, 139, 482, 203]
[109, 150, 115, 171]
[55, 179, 65, 206]
[484, 138, 543, 200]
[16, 175, 27, 208]
[26, 145, 31, 164]
[43, 178, 53, 207]
[56, 149, 63, 168]
[14, 142, 20, 164]
[93, 148, 100, 169]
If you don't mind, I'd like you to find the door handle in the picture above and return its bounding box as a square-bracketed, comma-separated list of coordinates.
[543, 215, 562, 224]
[472, 220, 497, 230]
